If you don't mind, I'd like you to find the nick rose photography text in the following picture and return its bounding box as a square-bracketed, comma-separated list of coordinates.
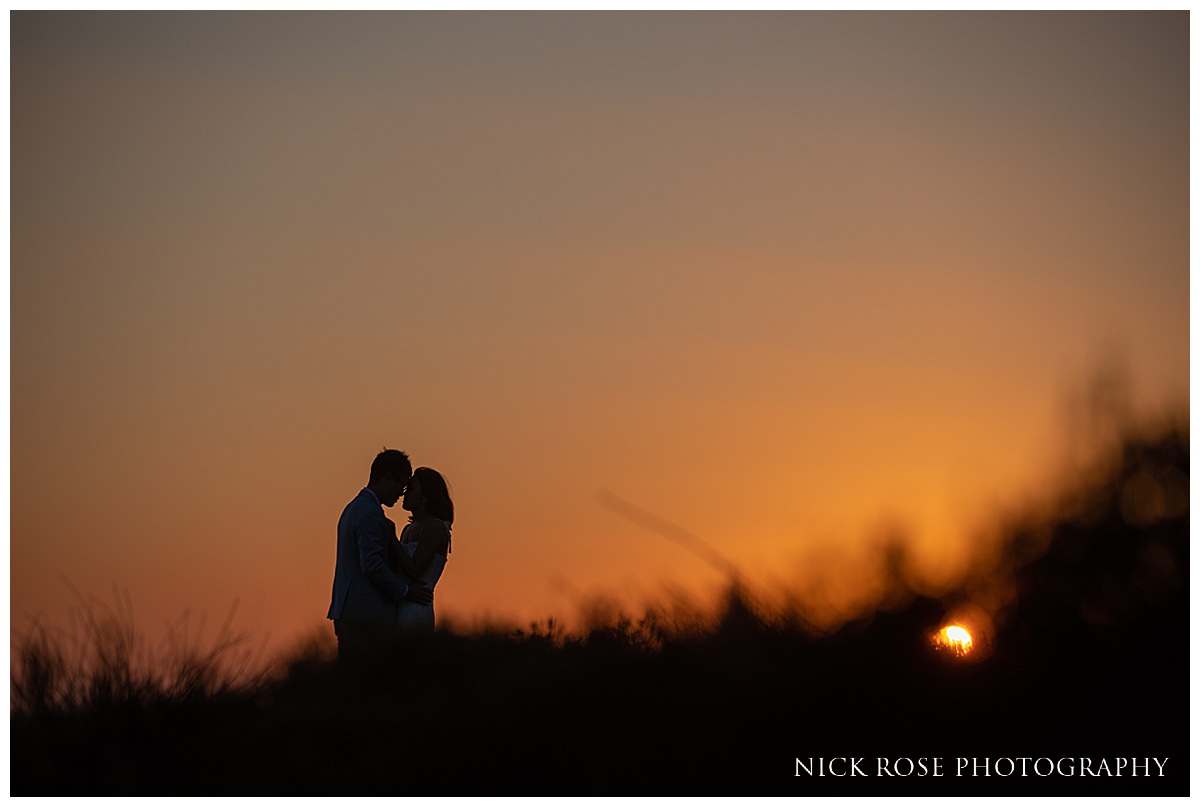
[795, 758, 1170, 778]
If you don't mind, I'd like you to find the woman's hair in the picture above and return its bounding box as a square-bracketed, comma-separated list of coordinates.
[410, 466, 454, 525]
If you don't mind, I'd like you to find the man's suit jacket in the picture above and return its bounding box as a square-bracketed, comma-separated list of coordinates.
[327, 489, 411, 625]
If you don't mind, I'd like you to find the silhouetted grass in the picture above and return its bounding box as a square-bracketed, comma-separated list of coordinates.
[11, 585, 268, 716]
[11, 422, 1189, 795]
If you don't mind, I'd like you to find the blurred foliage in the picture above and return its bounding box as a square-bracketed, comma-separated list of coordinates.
[11, 419, 1188, 795]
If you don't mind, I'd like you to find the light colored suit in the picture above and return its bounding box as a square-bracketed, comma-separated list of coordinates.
[327, 489, 411, 625]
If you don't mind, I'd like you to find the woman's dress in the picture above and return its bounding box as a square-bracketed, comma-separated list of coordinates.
[394, 520, 449, 635]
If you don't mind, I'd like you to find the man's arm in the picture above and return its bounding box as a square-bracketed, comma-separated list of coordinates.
[356, 512, 410, 603]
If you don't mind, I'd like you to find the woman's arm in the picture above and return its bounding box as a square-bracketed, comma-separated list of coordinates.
[383, 518, 408, 576]
[397, 519, 449, 579]
[391, 523, 419, 579]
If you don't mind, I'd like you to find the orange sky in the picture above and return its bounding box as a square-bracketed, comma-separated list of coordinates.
[10, 12, 1189, 657]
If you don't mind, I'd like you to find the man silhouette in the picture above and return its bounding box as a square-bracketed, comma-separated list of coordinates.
[327, 448, 434, 658]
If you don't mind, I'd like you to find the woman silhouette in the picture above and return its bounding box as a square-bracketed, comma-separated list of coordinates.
[390, 467, 453, 635]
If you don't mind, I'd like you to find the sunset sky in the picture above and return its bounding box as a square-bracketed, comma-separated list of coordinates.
[10, 12, 1189, 656]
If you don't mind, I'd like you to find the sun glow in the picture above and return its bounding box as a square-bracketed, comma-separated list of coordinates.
[937, 624, 974, 656]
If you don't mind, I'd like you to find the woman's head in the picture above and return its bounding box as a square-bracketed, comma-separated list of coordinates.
[402, 467, 454, 524]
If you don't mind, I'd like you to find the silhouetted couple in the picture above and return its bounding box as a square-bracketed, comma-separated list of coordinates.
[327, 449, 454, 659]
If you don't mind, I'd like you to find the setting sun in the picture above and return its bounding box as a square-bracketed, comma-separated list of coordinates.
[937, 625, 974, 656]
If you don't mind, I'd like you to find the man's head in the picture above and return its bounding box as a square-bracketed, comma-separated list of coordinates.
[368, 448, 412, 507]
